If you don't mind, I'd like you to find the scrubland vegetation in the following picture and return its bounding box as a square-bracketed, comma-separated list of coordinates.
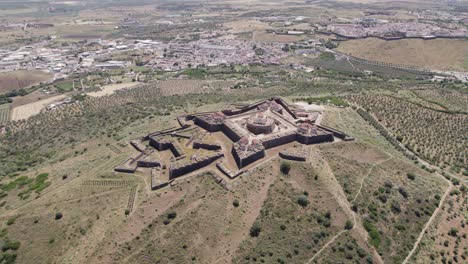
[0, 63, 464, 264]
[321, 141, 448, 264]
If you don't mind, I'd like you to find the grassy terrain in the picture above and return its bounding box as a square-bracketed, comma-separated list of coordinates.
[336, 38, 468, 71]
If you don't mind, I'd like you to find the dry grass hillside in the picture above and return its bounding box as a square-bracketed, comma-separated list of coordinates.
[336, 38, 468, 71]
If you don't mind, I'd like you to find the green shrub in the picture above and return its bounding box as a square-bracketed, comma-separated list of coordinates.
[167, 212, 177, 219]
[250, 223, 261, 237]
[0, 253, 16, 264]
[233, 199, 239, 207]
[55, 212, 63, 220]
[1, 240, 20, 251]
[297, 195, 309, 207]
[406, 173, 416, 180]
[6, 217, 16, 226]
[280, 162, 291, 175]
[448, 228, 458, 237]
[363, 220, 381, 248]
[344, 220, 354, 230]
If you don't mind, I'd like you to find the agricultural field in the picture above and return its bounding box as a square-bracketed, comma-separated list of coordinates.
[157, 79, 236, 96]
[348, 95, 467, 170]
[10, 95, 66, 121]
[86, 82, 141, 97]
[409, 88, 468, 113]
[409, 185, 467, 264]
[0, 70, 53, 94]
[336, 38, 468, 71]
[0, 104, 10, 124]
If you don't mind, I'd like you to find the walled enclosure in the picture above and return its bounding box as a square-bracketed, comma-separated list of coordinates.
[115, 97, 353, 190]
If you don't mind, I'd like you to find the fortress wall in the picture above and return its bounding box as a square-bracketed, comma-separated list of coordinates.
[194, 117, 223, 132]
[232, 147, 265, 168]
[114, 161, 138, 173]
[137, 159, 161, 168]
[216, 162, 244, 179]
[273, 97, 297, 119]
[169, 152, 223, 179]
[170, 142, 185, 157]
[149, 137, 172, 151]
[193, 141, 222, 150]
[317, 125, 353, 140]
[223, 99, 269, 116]
[222, 121, 245, 142]
[130, 140, 147, 152]
[279, 152, 307, 161]
[261, 132, 297, 149]
[296, 133, 334, 144]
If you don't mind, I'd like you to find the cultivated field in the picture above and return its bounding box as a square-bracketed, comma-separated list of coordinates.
[10, 95, 66, 121]
[0, 104, 10, 124]
[410, 88, 468, 113]
[0, 70, 53, 94]
[86, 82, 141, 97]
[410, 185, 467, 263]
[336, 38, 468, 71]
[348, 95, 467, 169]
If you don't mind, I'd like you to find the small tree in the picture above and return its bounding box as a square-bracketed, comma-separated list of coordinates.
[297, 195, 309, 207]
[344, 220, 354, 230]
[55, 212, 63, 220]
[250, 223, 261, 237]
[167, 212, 177, 219]
[448, 228, 458, 237]
[280, 161, 291, 175]
[233, 199, 240, 207]
[407, 173, 416, 181]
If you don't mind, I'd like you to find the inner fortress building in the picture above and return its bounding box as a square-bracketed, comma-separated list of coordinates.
[115, 97, 353, 190]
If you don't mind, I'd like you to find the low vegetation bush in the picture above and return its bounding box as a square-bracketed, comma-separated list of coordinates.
[280, 162, 291, 175]
[249, 223, 261, 237]
[55, 212, 63, 220]
[297, 195, 309, 207]
[407, 173, 416, 181]
[344, 220, 353, 230]
[363, 220, 381, 248]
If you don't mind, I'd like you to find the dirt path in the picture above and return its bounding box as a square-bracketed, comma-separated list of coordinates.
[351, 157, 393, 204]
[401, 175, 453, 264]
[304, 147, 386, 264]
[305, 230, 347, 264]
